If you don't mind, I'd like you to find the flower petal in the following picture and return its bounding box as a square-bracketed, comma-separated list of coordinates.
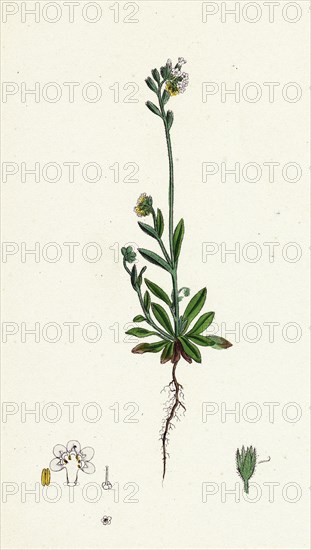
[53, 444, 66, 458]
[66, 440, 81, 454]
[49, 458, 64, 472]
[80, 447, 94, 462]
[80, 461, 95, 474]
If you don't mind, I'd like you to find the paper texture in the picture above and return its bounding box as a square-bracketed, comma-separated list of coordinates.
[1, 1, 310, 549]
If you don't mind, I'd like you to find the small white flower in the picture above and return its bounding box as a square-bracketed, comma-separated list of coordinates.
[178, 57, 187, 66]
[50, 440, 95, 486]
[101, 516, 112, 525]
[171, 68, 181, 77]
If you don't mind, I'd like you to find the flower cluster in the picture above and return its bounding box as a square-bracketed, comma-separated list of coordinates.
[134, 193, 153, 217]
[121, 245, 136, 263]
[165, 57, 189, 96]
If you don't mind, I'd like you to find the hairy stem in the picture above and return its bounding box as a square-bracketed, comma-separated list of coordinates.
[157, 87, 180, 335]
[161, 359, 185, 481]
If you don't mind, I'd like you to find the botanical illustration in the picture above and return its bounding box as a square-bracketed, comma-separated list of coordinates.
[121, 58, 232, 480]
[49, 439, 95, 486]
[236, 445, 271, 493]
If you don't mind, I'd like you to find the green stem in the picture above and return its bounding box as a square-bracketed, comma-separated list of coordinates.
[157, 87, 180, 335]
[151, 209, 171, 264]
[123, 258, 173, 341]
[244, 479, 249, 494]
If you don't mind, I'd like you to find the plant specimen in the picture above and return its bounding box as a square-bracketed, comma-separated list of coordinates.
[236, 445, 271, 493]
[49, 440, 95, 486]
[122, 58, 232, 480]
[236, 445, 257, 494]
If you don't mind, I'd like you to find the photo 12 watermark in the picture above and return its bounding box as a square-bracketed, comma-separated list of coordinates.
[1, 1, 140, 24]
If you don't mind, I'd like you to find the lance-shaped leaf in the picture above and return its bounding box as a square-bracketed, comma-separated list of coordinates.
[162, 89, 170, 105]
[146, 101, 162, 118]
[178, 336, 201, 363]
[187, 334, 214, 347]
[138, 248, 172, 273]
[160, 341, 174, 364]
[173, 218, 185, 263]
[205, 335, 232, 349]
[125, 327, 160, 338]
[144, 278, 171, 307]
[187, 311, 215, 335]
[145, 77, 157, 93]
[166, 110, 174, 130]
[131, 265, 137, 289]
[132, 340, 167, 354]
[151, 68, 160, 83]
[183, 287, 207, 328]
[156, 208, 164, 238]
[143, 290, 151, 311]
[160, 65, 169, 80]
[133, 315, 146, 323]
[151, 303, 174, 335]
[136, 265, 147, 288]
[138, 221, 158, 240]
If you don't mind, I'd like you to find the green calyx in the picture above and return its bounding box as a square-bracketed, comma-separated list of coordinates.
[236, 446, 257, 494]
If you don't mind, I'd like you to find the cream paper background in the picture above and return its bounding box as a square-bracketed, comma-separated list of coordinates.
[1, 1, 310, 549]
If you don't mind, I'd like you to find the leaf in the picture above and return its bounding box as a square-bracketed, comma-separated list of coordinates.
[125, 327, 160, 338]
[187, 334, 214, 347]
[151, 303, 174, 335]
[151, 68, 160, 83]
[136, 266, 147, 287]
[133, 315, 146, 323]
[160, 341, 174, 364]
[143, 290, 151, 311]
[144, 278, 171, 307]
[138, 248, 172, 273]
[162, 89, 170, 105]
[173, 219, 185, 263]
[132, 340, 167, 354]
[131, 265, 137, 289]
[187, 312, 215, 335]
[205, 335, 233, 349]
[183, 288, 207, 328]
[160, 65, 169, 80]
[156, 208, 164, 238]
[145, 77, 157, 93]
[146, 101, 162, 118]
[178, 336, 202, 363]
[178, 315, 188, 334]
[138, 221, 158, 240]
[166, 110, 174, 130]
